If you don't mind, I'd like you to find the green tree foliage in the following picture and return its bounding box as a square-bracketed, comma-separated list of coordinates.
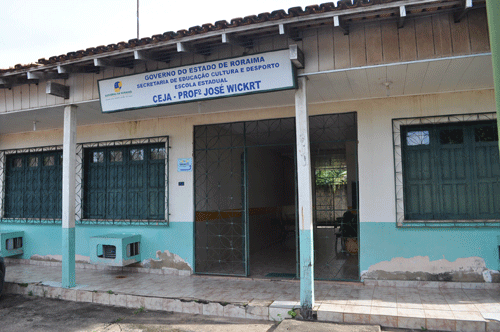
[315, 169, 347, 189]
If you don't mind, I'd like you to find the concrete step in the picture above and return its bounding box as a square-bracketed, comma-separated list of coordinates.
[275, 319, 381, 332]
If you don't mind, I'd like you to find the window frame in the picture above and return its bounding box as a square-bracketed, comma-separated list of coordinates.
[392, 113, 499, 227]
[80, 137, 170, 225]
[0, 137, 169, 226]
[0, 146, 63, 223]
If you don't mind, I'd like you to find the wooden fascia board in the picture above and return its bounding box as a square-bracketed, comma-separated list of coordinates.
[0, 76, 28, 88]
[94, 57, 134, 69]
[27, 71, 69, 80]
[0, 77, 12, 89]
[57, 64, 100, 74]
[134, 49, 171, 63]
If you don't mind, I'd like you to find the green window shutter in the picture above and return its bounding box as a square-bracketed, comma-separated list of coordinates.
[25, 154, 41, 218]
[107, 147, 126, 219]
[84, 143, 165, 221]
[127, 146, 147, 219]
[4, 151, 62, 219]
[435, 126, 471, 220]
[402, 121, 500, 221]
[471, 122, 500, 219]
[5, 156, 25, 217]
[147, 146, 165, 219]
[84, 149, 107, 219]
[40, 153, 62, 219]
[403, 128, 436, 220]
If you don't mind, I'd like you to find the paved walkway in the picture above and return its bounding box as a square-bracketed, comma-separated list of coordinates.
[4, 260, 500, 332]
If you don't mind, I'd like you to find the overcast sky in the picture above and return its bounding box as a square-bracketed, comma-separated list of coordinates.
[0, 0, 322, 69]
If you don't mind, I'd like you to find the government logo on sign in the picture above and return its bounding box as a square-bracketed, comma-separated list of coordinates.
[114, 81, 122, 92]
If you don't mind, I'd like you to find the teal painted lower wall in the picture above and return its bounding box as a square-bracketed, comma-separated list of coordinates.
[299, 229, 314, 308]
[360, 222, 500, 273]
[5, 220, 499, 280]
[0, 222, 194, 269]
[62, 227, 76, 288]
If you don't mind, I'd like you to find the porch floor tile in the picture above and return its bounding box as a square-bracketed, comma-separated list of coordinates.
[4, 262, 500, 331]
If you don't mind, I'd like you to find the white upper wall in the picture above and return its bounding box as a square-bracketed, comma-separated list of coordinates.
[0, 89, 495, 224]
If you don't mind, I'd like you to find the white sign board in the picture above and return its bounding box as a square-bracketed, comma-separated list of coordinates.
[177, 158, 193, 172]
[98, 49, 296, 113]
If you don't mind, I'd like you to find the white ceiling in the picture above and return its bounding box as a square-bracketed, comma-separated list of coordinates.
[306, 54, 494, 102]
[0, 54, 493, 136]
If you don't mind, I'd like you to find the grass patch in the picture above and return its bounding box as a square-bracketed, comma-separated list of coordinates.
[134, 306, 145, 314]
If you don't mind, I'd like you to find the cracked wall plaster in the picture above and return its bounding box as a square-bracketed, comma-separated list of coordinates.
[31, 254, 90, 264]
[141, 250, 192, 271]
[361, 256, 500, 283]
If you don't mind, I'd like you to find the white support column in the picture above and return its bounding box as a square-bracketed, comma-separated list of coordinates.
[62, 104, 77, 288]
[295, 76, 315, 318]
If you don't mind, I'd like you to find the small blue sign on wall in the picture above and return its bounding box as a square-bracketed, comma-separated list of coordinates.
[177, 158, 193, 172]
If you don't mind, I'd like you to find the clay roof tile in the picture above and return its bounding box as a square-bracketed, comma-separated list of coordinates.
[227, 17, 243, 28]
[116, 41, 128, 49]
[214, 20, 229, 30]
[162, 31, 175, 40]
[0, 0, 463, 73]
[269, 9, 290, 20]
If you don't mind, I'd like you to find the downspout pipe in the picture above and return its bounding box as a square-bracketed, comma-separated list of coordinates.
[485, 0, 500, 153]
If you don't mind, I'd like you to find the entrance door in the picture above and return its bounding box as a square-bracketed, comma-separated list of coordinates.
[194, 118, 298, 277]
[194, 122, 247, 276]
[310, 113, 359, 281]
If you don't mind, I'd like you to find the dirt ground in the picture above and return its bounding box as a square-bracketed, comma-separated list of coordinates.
[0, 293, 432, 332]
[0, 293, 277, 332]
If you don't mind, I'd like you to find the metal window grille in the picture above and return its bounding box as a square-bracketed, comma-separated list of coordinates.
[0, 137, 169, 226]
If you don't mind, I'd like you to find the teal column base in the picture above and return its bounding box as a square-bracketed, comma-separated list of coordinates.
[299, 229, 314, 314]
[62, 227, 76, 288]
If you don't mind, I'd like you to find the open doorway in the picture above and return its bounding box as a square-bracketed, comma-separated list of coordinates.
[310, 113, 359, 281]
[194, 113, 358, 280]
[243, 118, 298, 278]
[246, 144, 297, 278]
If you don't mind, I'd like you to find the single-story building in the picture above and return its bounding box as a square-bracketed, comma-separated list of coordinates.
[0, 0, 498, 313]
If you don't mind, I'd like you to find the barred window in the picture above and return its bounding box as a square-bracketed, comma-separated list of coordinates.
[83, 144, 165, 220]
[402, 121, 499, 220]
[4, 151, 63, 219]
